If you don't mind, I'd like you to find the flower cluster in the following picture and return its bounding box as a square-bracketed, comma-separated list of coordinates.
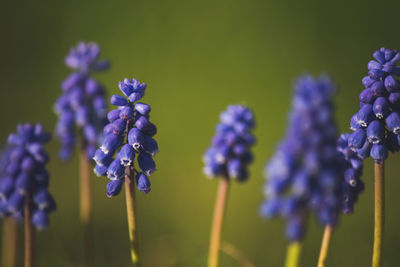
[260, 75, 344, 241]
[93, 78, 159, 197]
[337, 134, 365, 214]
[203, 105, 255, 182]
[0, 124, 56, 229]
[54, 42, 110, 160]
[349, 47, 400, 163]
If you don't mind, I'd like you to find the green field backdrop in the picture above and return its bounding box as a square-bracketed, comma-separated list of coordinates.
[1, 0, 400, 266]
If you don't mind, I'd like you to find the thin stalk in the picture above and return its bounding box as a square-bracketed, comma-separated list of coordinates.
[221, 241, 255, 267]
[80, 146, 93, 267]
[285, 241, 302, 267]
[372, 162, 384, 267]
[208, 177, 230, 267]
[2, 218, 17, 267]
[317, 225, 333, 267]
[24, 195, 34, 267]
[125, 166, 140, 266]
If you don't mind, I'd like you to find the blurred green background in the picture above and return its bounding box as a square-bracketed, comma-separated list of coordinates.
[1, 0, 400, 266]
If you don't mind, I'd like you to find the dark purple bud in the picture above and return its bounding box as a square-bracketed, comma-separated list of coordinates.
[61, 72, 84, 91]
[34, 189, 56, 212]
[8, 192, 25, 213]
[92, 96, 107, 117]
[388, 92, 400, 106]
[119, 144, 135, 166]
[142, 135, 159, 156]
[232, 143, 247, 156]
[227, 158, 243, 179]
[21, 156, 36, 173]
[369, 69, 384, 80]
[75, 106, 90, 126]
[357, 141, 372, 160]
[386, 132, 400, 152]
[260, 199, 280, 218]
[110, 95, 128, 106]
[350, 115, 362, 131]
[214, 145, 230, 164]
[119, 79, 134, 97]
[203, 161, 224, 177]
[355, 104, 374, 127]
[384, 75, 399, 92]
[16, 173, 33, 195]
[373, 50, 385, 64]
[103, 123, 113, 135]
[128, 92, 145, 103]
[83, 125, 97, 143]
[100, 133, 123, 155]
[85, 78, 101, 96]
[0, 177, 14, 200]
[10, 147, 26, 162]
[6, 162, 19, 176]
[128, 128, 145, 150]
[348, 129, 366, 149]
[370, 143, 388, 164]
[136, 172, 151, 194]
[138, 153, 156, 176]
[35, 169, 49, 187]
[368, 60, 382, 70]
[135, 116, 157, 136]
[134, 103, 151, 115]
[120, 106, 134, 120]
[107, 110, 121, 122]
[344, 168, 358, 187]
[372, 97, 390, 119]
[371, 81, 386, 97]
[350, 158, 363, 170]
[112, 119, 127, 135]
[93, 148, 112, 166]
[32, 210, 49, 230]
[362, 76, 374, 87]
[106, 159, 125, 180]
[7, 134, 23, 146]
[385, 112, 400, 134]
[106, 179, 124, 198]
[359, 88, 374, 104]
[286, 219, 304, 241]
[366, 120, 385, 144]
[94, 164, 108, 177]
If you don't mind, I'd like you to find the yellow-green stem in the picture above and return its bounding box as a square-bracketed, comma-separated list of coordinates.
[125, 167, 140, 266]
[80, 148, 93, 267]
[285, 242, 302, 267]
[372, 162, 384, 267]
[24, 195, 34, 267]
[317, 225, 333, 267]
[208, 177, 230, 267]
[2, 218, 17, 267]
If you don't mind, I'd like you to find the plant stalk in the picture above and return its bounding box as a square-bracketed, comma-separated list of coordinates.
[80, 147, 93, 267]
[372, 162, 384, 267]
[125, 166, 140, 266]
[2, 218, 17, 267]
[24, 195, 34, 267]
[317, 225, 333, 267]
[285, 241, 302, 267]
[208, 177, 230, 267]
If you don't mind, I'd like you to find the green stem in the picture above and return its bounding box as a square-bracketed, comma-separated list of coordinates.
[125, 167, 140, 266]
[285, 242, 302, 267]
[24, 195, 34, 267]
[372, 162, 384, 267]
[317, 225, 333, 267]
[2, 218, 17, 267]
[208, 177, 230, 267]
[80, 147, 93, 267]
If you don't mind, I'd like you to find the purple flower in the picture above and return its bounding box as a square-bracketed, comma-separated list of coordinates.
[93, 78, 158, 197]
[0, 124, 56, 229]
[55, 42, 110, 161]
[203, 105, 256, 182]
[261, 75, 343, 241]
[349, 47, 400, 162]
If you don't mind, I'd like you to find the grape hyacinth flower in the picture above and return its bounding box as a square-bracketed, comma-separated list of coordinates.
[349, 47, 400, 267]
[260, 75, 344, 267]
[203, 104, 256, 267]
[0, 124, 55, 267]
[93, 77, 158, 265]
[54, 42, 109, 266]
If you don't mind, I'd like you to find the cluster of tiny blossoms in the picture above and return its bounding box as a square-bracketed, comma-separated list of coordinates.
[349, 47, 400, 163]
[203, 105, 255, 182]
[93, 78, 159, 197]
[0, 124, 56, 229]
[337, 134, 365, 214]
[260, 76, 344, 241]
[54, 42, 109, 160]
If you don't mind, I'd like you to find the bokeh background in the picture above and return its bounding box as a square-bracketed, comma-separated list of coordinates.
[1, 0, 400, 266]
